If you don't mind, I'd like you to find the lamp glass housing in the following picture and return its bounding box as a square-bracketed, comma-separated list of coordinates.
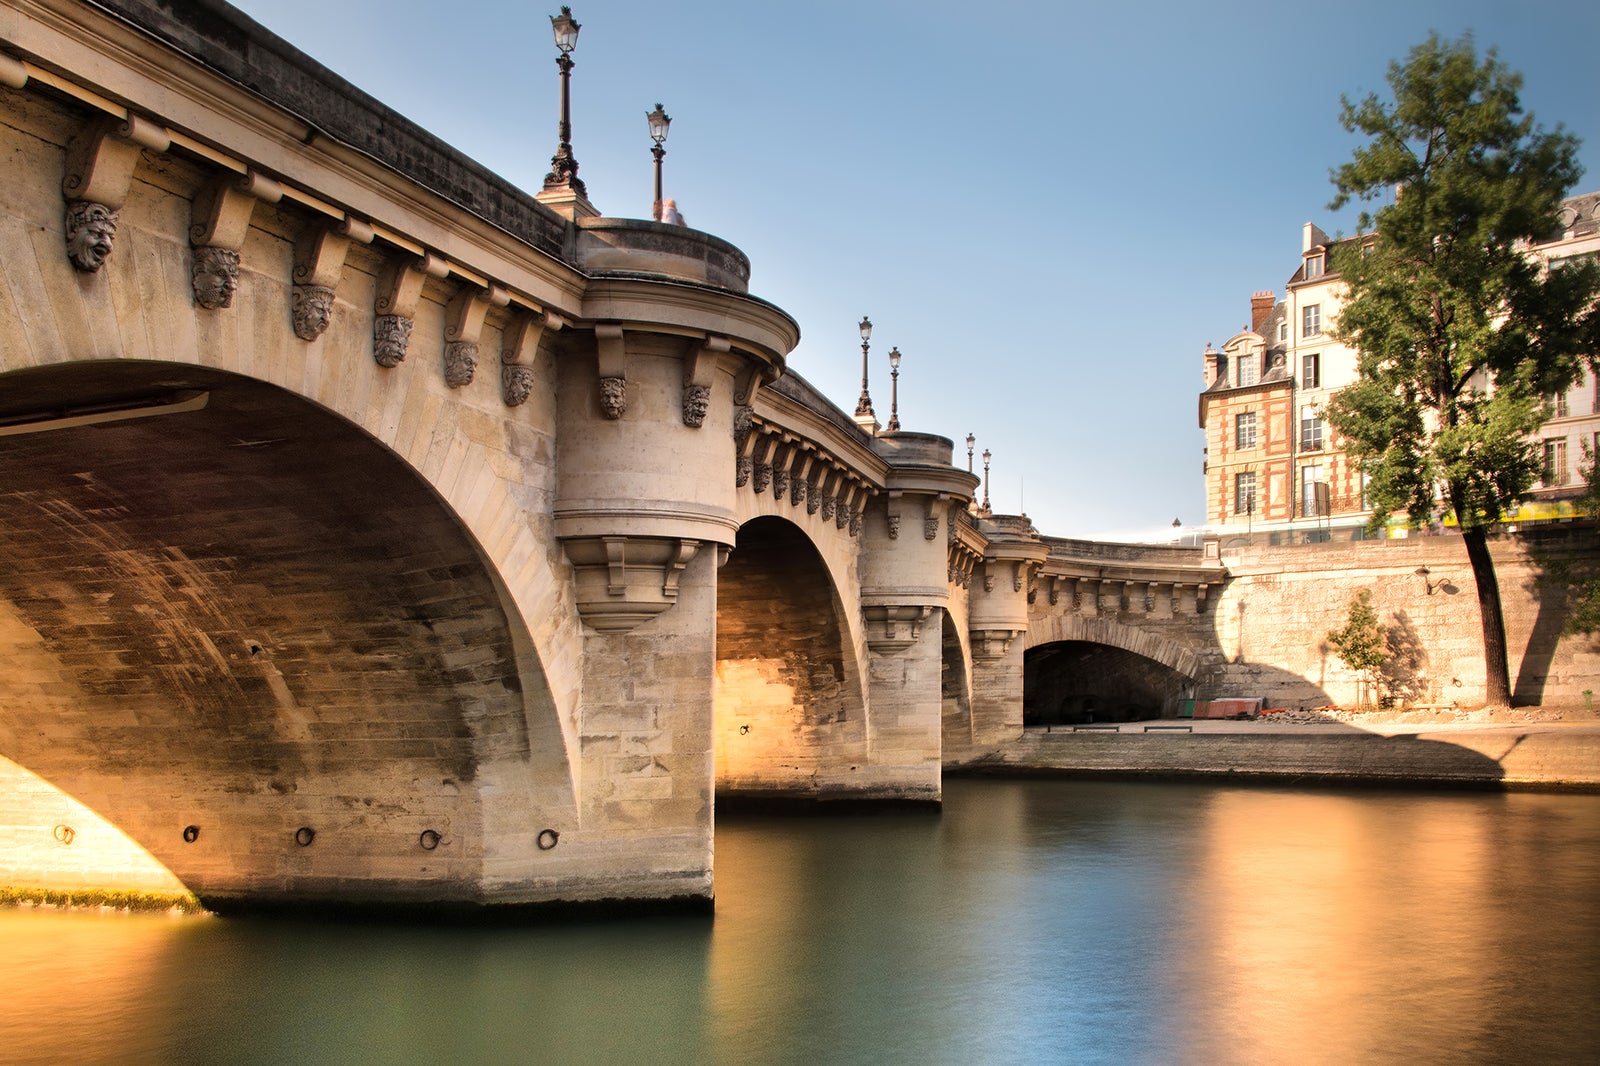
[551, 7, 580, 52]
[859, 316, 872, 342]
[648, 103, 671, 144]
[888, 347, 901, 370]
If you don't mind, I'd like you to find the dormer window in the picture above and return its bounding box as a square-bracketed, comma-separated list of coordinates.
[1304, 253, 1325, 279]
[1237, 353, 1259, 387]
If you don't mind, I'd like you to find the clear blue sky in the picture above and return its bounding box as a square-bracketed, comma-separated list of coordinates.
[228, 0, 1600, 541]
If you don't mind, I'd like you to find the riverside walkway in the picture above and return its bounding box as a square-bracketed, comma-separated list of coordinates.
[946, 709, 1600, 791]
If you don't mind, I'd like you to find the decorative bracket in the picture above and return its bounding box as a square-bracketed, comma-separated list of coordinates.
[188, 171, 281, 309]
[595, 324, 627, 418]
[970, 628, 1025, 661]
[372, 251, 447, 367]
[61, 114, 169, 272]
[863, 604, 935, 652]
[562, 535, 703, 631]
[682, 335, 729, 428]
[501, 310, 561, 407]
[290, 222, 355, 341]
[442, 282, 509, 387]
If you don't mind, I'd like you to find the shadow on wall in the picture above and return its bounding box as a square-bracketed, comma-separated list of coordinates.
[1517, 529, 1600, 707]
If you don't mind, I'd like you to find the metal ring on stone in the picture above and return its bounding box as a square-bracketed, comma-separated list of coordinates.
[419, 829, 441, 851]
[53, 824, 76, 845]
[182, 825, 201, 843]
[294, 826, 316, 847]
[537, 828, 559, 850]
[739, 724, 750, 735]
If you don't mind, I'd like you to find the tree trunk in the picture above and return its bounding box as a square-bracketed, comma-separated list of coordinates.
[1461, 526, 1512, 706]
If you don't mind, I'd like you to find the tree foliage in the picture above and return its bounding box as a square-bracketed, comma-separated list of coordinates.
[1326, 34, 1600, 530]
[1327, 589, 1389, 707]
[1322, 34, 1600, 705]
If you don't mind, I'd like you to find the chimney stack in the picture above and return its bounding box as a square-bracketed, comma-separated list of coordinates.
[1250, 290, 1275, 334]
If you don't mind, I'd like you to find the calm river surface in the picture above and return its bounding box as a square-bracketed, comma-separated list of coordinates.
[4, 779, 1599, 1065]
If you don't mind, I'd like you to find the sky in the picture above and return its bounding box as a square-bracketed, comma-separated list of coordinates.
[225, 0, 1600, 542]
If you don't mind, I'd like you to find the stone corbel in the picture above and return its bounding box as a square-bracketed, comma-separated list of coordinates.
[442, 282, 509, 387]
[1144, 582, 1158, 613]
[1197, 583, 1210, 612]
[682, 335, 729, 428]
[595, 324, 627, 418]
[817, 466, 842, 521]
[501, 310, 561, 407]
[790, 448, 815, 507]
[1012, 561, 1028, 593]
[863, 605, 935, 652]
[188, 170, 281, 309]
[924, 495, 948, 541]
[838, 481, 862, 531]
[751, 433, 777, 493]
[61, 114, 170, 272]
[373, 251, 448, 367]
[771, 438, 797, 502]
[971, 628, 1025, 661]
[886, 490, 904, 539]
[291, 222, 354, 341]
[562, 535, 703, 631]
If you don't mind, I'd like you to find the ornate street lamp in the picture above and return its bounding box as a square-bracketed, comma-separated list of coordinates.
[854, 316, 875, 420]
[981, 449, 992, 515]
[886, 347, 902, 431]
[543, 6, 586, 196]
[647, 103, 671, 221]
[966, 433, 975, 473]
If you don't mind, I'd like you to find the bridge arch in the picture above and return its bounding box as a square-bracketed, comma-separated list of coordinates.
[714, 515, 868, 798]
[0, 359, 573, 908]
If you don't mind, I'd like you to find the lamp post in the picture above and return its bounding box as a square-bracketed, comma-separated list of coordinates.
[854, 316, 875, 419]
[981, 449, 992, 515]
[647, 103, 670, 221]
[886, 347, 902, 431]
[966, 433, 975, 473]
[542, 6, 585, 196]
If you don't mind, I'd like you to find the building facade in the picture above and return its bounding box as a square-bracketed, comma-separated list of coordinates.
[1200, 195, 1600, 542]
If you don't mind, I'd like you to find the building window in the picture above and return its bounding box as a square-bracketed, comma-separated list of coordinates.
[1543, 440, 1568, 486]
[1304, 253, 1325, 279]
[1235, 354, 1258, 387]
[1302, 304, 1322, 338]
[1235, 412, 1257, 448]
[1302, 465, 1326, 517]
[1235, 472, 1257, 516]
[1301, 405, 1324, 450]
[1278, 320, 1288, 343]
[1302, 352, 1320, 388]
[1550, 392, 1569, 418]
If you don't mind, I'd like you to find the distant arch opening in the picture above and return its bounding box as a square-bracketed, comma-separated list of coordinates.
[714, 516, 864, 795]
[1024, 640, 1195, 725]
[940, 609, 972, 746]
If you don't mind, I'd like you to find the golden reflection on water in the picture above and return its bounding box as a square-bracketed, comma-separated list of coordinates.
[3, 782, 1598, 1065]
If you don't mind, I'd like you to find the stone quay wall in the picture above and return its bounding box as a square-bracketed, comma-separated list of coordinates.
[1200, 526, 1599, 710]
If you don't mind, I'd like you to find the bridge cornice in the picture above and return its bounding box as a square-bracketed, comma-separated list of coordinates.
[578, 277, 798, 376]
[4, 0, 593, 319]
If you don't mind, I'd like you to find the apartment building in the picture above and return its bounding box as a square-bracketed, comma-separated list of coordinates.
[1200, 192, 1600, 543]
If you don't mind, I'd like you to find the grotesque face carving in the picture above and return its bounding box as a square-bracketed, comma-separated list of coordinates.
[682, 384, 711, 428]
[292, 284, 335, 340]
[599, 376, 627, 419]
[65, 200, 117, 272]
[191, 246, 240, 309]
[373, 314, 413, 368]
[444, 341, 478, 388]
[502, 363, 534, 407]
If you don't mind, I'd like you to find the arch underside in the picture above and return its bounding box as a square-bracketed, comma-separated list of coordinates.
[714, 516, 866, 797]
[0, 361, 567, 906]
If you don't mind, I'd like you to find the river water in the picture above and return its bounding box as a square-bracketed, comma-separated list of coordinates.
[3, 779, 1598, 1065]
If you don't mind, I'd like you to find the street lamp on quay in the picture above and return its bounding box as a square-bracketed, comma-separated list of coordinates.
[647, 103, 671, 221]
[854, 316, 875, 420]
[966, 433, 975, 473]
[981, 449, 992, 515]
[886, 347, 902, 432]
[542, 6, 585, 196]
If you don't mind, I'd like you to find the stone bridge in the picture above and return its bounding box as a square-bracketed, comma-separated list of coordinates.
[9, 1, 1593, 918]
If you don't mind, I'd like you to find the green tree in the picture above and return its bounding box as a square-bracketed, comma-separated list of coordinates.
[1327, 589, 1389, 708]
[1325, 33, 1600, 706]
[1566, 442, 1600, 635]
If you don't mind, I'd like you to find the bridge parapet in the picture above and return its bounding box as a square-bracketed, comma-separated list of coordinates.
[1038, 536, 1228, 617]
